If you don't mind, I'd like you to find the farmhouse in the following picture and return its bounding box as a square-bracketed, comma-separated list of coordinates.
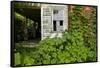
[41, 4, 68, 39]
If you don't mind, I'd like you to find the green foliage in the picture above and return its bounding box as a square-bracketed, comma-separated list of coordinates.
[15, 11, 37, 42]
[14, 6, 97, 66]
[15, 52, 20, 65]
[15, 12, 25, 21]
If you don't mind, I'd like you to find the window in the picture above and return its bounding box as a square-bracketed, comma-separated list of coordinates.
[53, 21, 56, 31]
[60, 20, 63, 26]
[53, 10, 58, 14]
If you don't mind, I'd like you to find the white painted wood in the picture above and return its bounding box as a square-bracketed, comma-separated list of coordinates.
[63, 6, 68, 31]
[41, 4, 68, 40]
[41, 4, 52, 40]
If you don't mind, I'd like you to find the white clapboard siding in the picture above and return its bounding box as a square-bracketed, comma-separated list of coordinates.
[41, 4, 68, 40]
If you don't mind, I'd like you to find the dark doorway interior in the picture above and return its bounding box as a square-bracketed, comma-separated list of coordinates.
[53, 20, 57, 31]
[14, 4, 41, 43]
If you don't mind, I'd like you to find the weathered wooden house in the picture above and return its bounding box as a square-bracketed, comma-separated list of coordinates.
[41, 4, 68, 39]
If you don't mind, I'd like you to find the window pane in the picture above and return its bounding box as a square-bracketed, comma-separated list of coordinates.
[53, 21, 56, 31]
[53, 10, 58, 14]
[60, 20, 63, 26]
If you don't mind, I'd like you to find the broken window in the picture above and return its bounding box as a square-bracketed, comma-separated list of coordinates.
[53, 10, 58, 14]
[53, 20, 56, 31]
[60, 20, 63, 26]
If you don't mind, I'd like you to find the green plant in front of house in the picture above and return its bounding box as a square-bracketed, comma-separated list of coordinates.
[29, 30, 96, 65]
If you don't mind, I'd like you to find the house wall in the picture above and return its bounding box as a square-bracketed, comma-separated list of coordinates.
[41, 4, 52, 40]
[53, 10, 64, 20]
[41, 4, 68, 40]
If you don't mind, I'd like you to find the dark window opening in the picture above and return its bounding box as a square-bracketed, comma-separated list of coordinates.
[53, 10, 58, 14]
[60, 20, 63, 26]
[53, 21, 56, 31]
